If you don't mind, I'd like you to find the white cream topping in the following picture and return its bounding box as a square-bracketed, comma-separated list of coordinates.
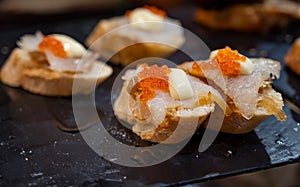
[51, 34, 86, 58]
[128, 8, 164, 32]
[168, 68, 194, 100]
[210, 49, 255, 75]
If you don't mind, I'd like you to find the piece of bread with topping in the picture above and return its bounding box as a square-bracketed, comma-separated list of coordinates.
[86, 5, 185, 66]
[114, 64, 217, 143]
[0, 32, 112, 96]
[179, 46, 286, 134]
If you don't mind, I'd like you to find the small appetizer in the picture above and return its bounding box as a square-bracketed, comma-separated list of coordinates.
[264, 0, 300, 20]
[114, 64, 223, 143]
[0, 31, 112, 96]
[86, 5, 185, 66]
[180, 46, 286, 134]
[285, 37, 300, 75]
[194, 0, 291, 32]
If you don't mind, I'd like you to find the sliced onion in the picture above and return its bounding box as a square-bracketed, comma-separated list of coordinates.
[147, 97, 167, 127]
[17, 31, 44, 51]
[209, 92, 232, 116]
[44, 50, 97, 73]
[258, 87, 286, 121]
[259, 97, 286, 121]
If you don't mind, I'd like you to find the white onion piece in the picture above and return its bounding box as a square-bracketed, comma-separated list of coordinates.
[50, 34, 86, 58]
[122, 66, 144, 81]
[17, 31, 44, 51]
[122, 66, 144, 94]
[147, 97, 167, 127]
[44, 50, 97, 73]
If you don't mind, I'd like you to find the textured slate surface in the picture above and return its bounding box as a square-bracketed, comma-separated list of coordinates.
[0, 3, 300, 186]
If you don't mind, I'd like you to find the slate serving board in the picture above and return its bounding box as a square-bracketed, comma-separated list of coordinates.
[0, 3, 300, 186]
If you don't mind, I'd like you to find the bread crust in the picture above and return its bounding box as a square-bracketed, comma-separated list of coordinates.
[132, 106, 213, 143]
[204, 109, 269, 134]
[179, 60, 286, 134]
[0, 48, 112, 96]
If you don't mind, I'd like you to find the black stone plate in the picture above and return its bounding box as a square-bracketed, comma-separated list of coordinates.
[0, 3, 300, 187]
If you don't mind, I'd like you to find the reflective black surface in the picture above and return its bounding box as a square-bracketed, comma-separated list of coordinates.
[0, 4, 300, 186]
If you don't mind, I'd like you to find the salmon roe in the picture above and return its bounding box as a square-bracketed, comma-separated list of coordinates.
[39, 36, 67, 58]
[143, 5, 167, 17]
[125, 5, 167, 18]
[215, 46, 246, 76]
[137, 64, 170, 103]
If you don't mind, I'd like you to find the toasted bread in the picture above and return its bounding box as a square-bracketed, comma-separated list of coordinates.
[0, 48, 112, 96]
[132, 106, 214, 143]
[204, 86, 285, 134]
[179, 58, 286, 134]
[113, 70, 214, 143]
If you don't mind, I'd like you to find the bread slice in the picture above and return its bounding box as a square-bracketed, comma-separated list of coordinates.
[0, 48, 112, 96]
[113, 75, 214, 143]
[179, 59, 286, 134]
[85, 16, 184, 66]
[204, 87, 285, 134]
[132, 106, 214, 143]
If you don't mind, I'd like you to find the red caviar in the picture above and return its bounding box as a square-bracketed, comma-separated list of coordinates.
[125, 5, 167, 18]
[39, 36, 67, 58]
[214, 46, 246, 76]
[138, 77, 169, 103]
[137, 64, 170, 103]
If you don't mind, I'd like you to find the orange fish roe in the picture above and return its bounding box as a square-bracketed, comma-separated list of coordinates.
[39, 36, 67, 58]
[137, 64, 170, 103]
[143, 5, 167, 18]
[138, 64, 170, 80]
[214, 46, 246, 76]
[125, 5, 167, 18]
[138, 77, 169, 103]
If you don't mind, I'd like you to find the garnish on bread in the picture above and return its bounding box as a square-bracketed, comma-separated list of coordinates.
[113, 64, 228, 143]
[0, 31, 112, 96]
[85, 5, 185, 66]
[179, 46, 286, 134]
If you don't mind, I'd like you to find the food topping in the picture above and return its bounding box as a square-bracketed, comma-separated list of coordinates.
[138, 64, 170, 80]
[50, 34, 86, 58]
[39, 36, 67, 58]
[126, 6, 166, 32]
[180, 58, 281, 119]
[137, 64, 170, 103]
[126, 5, 166, 18]
[39, 34, 86, 58]
[142, 5, 167, 18]
[168, 68, 194, 100]
[138, 77, 169, 103]
[17, 31, 94, 73]
[210, 46, 254, 76]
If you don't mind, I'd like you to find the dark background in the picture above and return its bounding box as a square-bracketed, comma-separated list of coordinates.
[0, 1, 300, 186]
